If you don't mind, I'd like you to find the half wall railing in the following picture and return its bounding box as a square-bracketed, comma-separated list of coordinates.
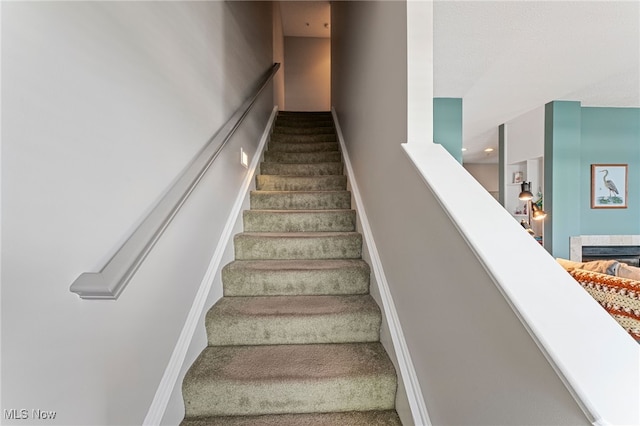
[70, 63, 280, 300]
[402, 142, 640, 426]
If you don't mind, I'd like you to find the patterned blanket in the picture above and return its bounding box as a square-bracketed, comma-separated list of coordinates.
[569, 269, 640, 341]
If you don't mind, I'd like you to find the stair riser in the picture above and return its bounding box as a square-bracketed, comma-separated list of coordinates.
[275, 118, 334, 126]
[207, 315, 380, 345]
[277, 113, 332, 119]
[278, 111, 332, 116]
[234, 234, 362, 260]
[222, 262, 370, 296]
[260, 162, 343, 176]
[271, 133, 336, 143]
[206, 299, 381, 346]
[183, 377, 396, 417]
[243, 210, 356, 232]
[256, 175, 346, 191]
[263, 151, 341, 164]
[268, 142, 339, 153]
[179, 410, 402, 426]
[273, 126, 335, 135]
[250, 191, 351, 210]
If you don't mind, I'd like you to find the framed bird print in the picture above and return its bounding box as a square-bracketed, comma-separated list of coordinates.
[591, 164, 628, 209]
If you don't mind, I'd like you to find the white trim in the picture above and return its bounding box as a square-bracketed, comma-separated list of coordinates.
[332, 108, 432, 426]
[142, 107, 277, 426]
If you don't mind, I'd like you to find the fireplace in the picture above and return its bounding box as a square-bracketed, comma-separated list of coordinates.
[581, 246, 640, 266]
[570, 235, 640, 266]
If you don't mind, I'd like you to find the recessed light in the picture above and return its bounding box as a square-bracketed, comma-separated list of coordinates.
[484, 148, 494, 153]
[461, 148, 467, 152]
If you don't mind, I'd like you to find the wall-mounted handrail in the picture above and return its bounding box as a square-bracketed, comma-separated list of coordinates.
[70, 63, 280, 300]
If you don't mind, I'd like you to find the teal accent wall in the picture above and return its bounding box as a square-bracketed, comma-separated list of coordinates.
[544, 101, 582, 258]
[580, 107, 640, 235]
[434, 98, 463, 163]
[545, 102, 640, 258]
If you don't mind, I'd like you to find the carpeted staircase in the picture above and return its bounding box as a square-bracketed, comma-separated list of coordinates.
[181, 111, 402, 425]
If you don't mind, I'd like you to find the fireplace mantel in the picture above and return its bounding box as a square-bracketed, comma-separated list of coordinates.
[569, 235, 640, 261]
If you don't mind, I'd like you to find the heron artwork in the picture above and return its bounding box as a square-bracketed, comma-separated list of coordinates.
[599, 169, 619, 198]
[592, 165, 626, 208]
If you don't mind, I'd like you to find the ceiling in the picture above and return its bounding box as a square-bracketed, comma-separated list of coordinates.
[434, 1, 640, 163]
[280, 1, 640, 164]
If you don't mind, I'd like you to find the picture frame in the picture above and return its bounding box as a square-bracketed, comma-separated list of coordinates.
[513, 171, 523, 184]
[591, 164, 628, 209]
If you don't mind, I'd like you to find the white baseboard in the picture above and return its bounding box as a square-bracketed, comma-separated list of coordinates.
[331, 108, 432, 426]
[143, 107, 277, 426]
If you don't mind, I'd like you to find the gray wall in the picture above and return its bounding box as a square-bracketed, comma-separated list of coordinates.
[1, 2, 273, 424]
[284, 36, 331, 111]
[273, 2, 286, 110]
[464, 163, 499, 198]
[331, 2, 588, 424]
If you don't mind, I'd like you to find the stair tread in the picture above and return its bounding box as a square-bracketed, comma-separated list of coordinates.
[251, 190, 349, 195]
[246, 208, 354, 213]
[273, 127, 335, 133]
[180, 410, 402, 426]
[186, 342, 395, 383]
[274, 125, 335, 130]
[268, 142, 339, 152]
[244, 209, 355, 232]
[257, 176, 346, 180]
[261, 162, 342, 166]
[209, 294, 379, 318]
[263, 151, 341, 164]
[183, 343, 396, 416]
[222, 259, 370, 296]
[256, 175, 347, 191]
[238, 231, 360, 238]
[260, 162, 343, 176]
[249, 190, 351, 210]
[224, 259, 369, 271]
[271, 135, 336, 142]
[261, 161, 343, 165]
[234, 232, 362, 260]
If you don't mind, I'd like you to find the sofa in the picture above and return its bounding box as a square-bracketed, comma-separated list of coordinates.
[558, 258, 640, 342]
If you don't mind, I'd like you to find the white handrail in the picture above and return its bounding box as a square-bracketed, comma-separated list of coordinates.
[70, 63, 280, 300]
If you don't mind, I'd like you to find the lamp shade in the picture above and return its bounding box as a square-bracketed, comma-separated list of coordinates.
[531, 203, 547, 220]
[518, 182, 534, 201]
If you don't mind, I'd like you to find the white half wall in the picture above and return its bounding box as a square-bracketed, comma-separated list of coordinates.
[1, 2, 273, 424]
[332, 1, 589, 424]
[284, 36, 331, 111]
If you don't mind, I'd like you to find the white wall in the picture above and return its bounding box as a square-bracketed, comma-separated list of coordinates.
[505, 106, 545, 164]
[284, 36, 331, 111]
[331, 2, 588, 424]
[1, 2, 273, 424]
